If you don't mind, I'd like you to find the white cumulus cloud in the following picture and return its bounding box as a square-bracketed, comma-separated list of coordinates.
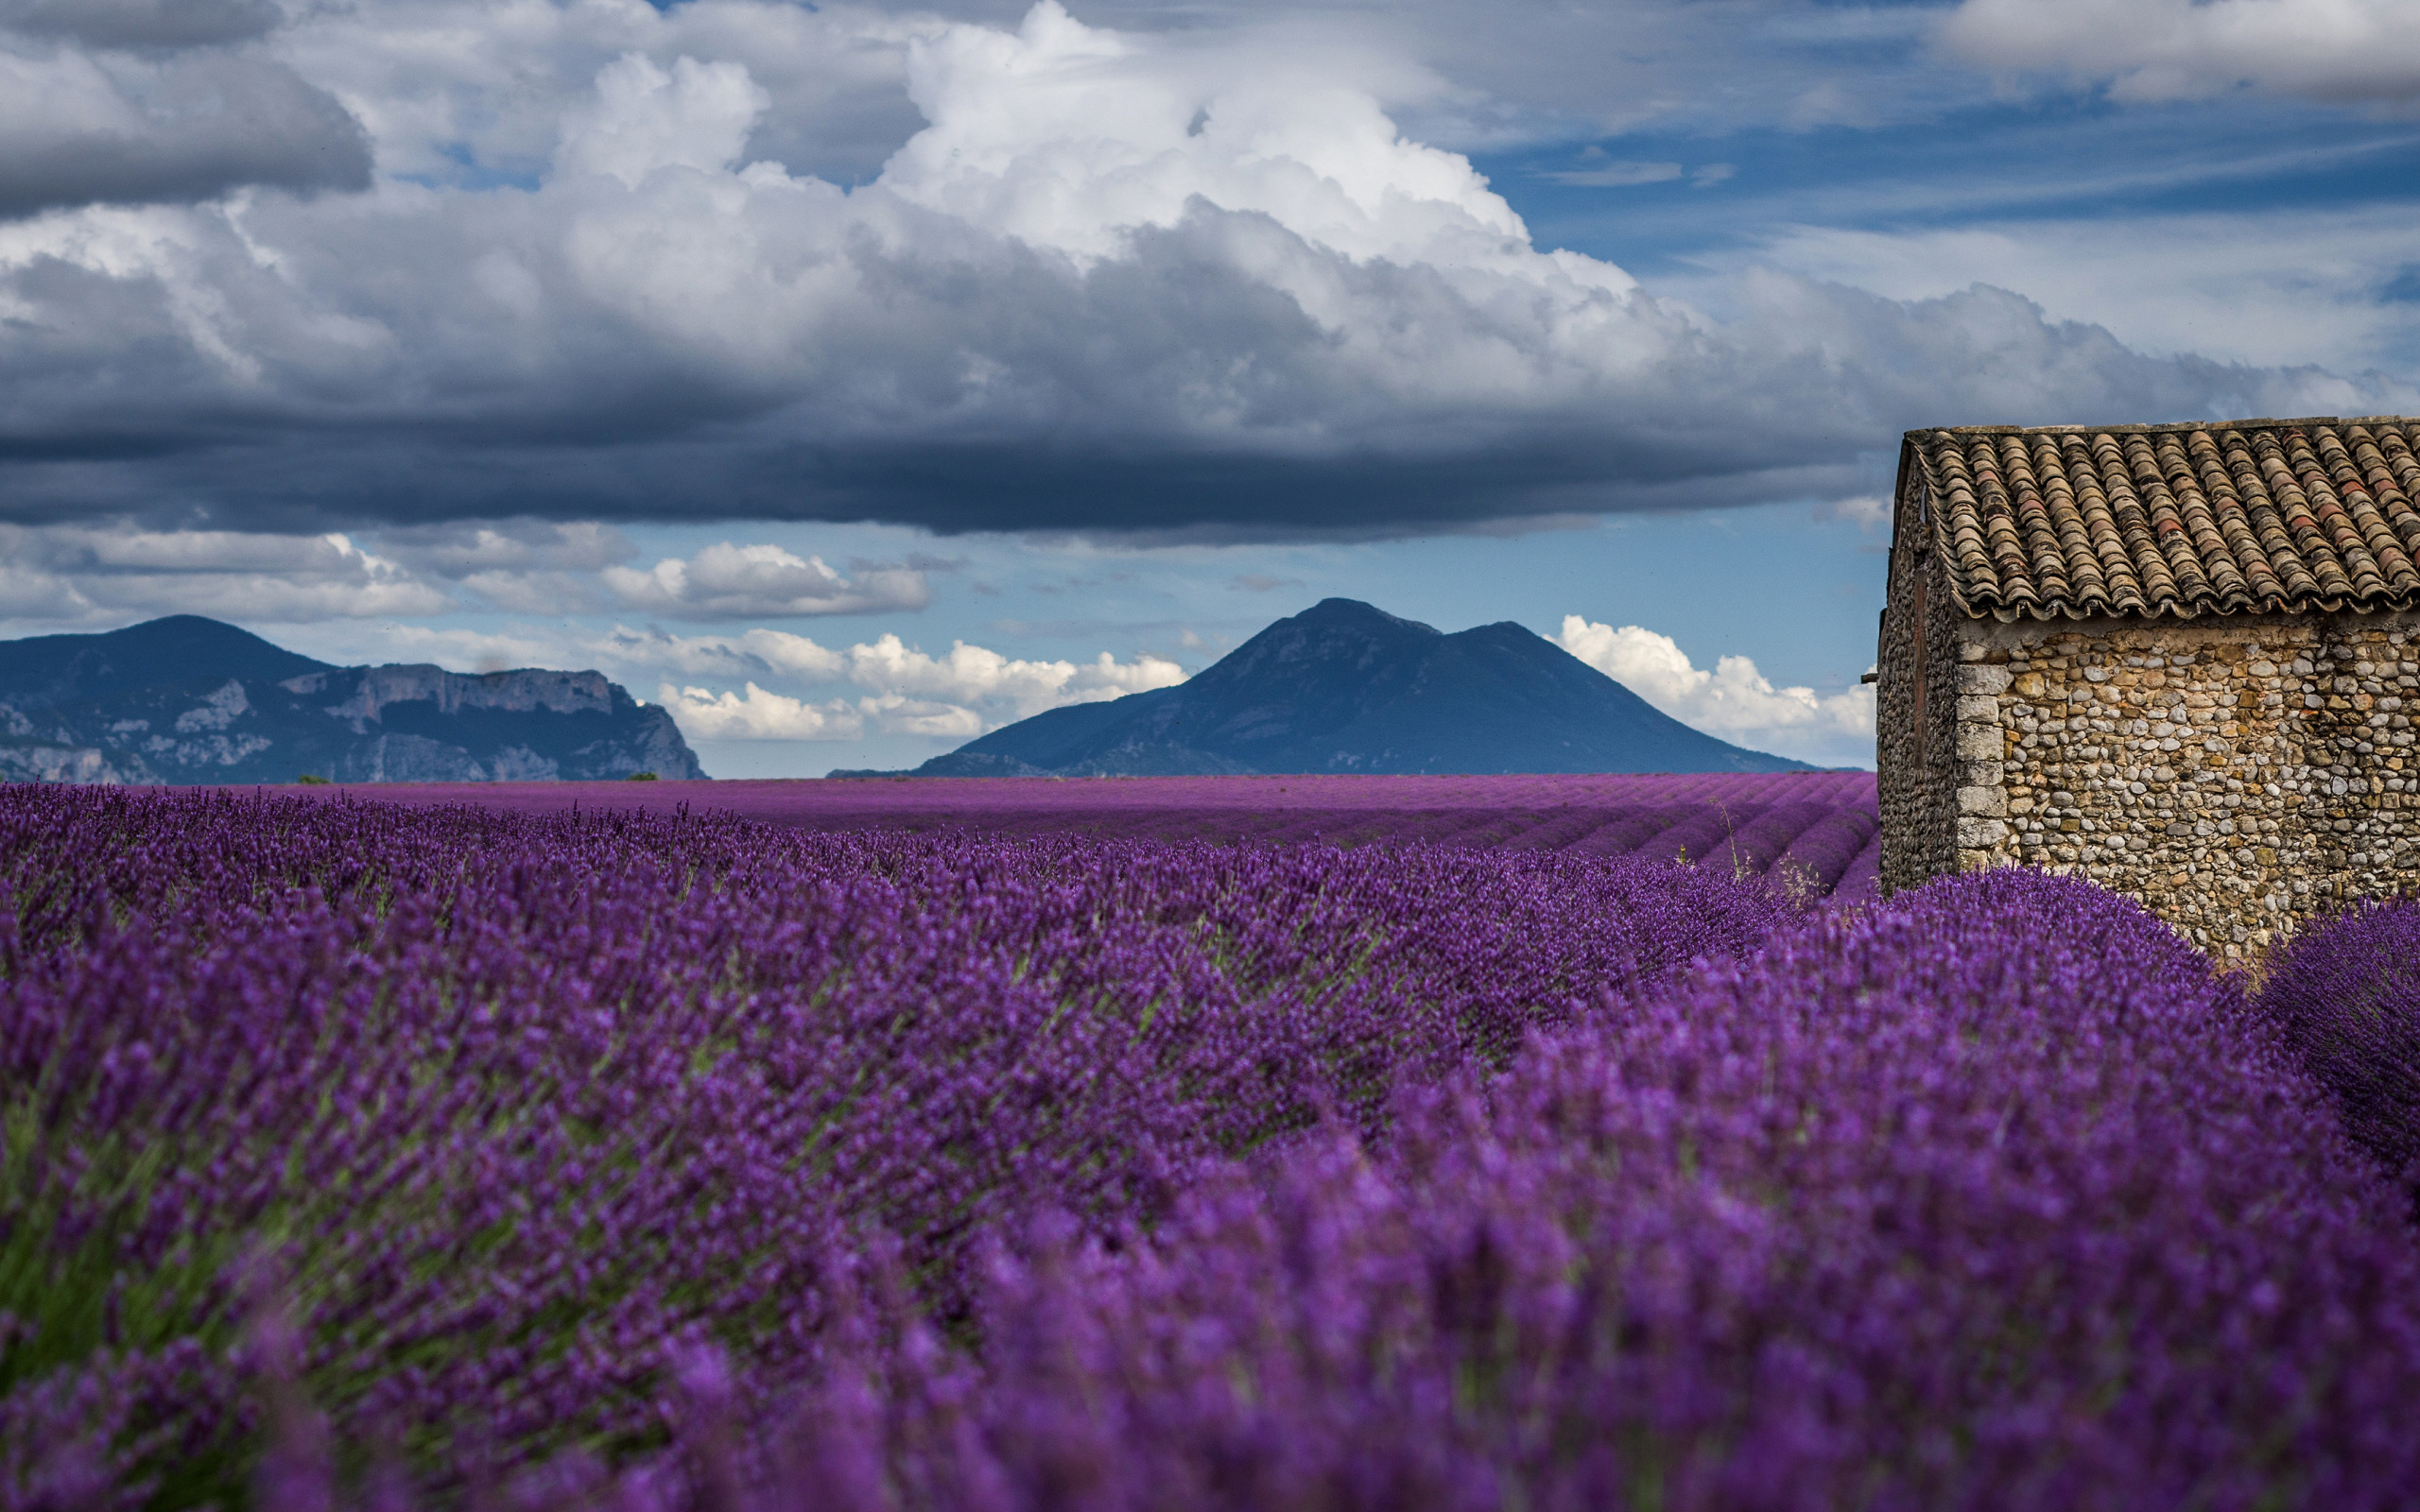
[603, 543, 931, 619]
[1555, 614, 1875, 767]
[556, 52, 770, 190]
[853, 692, 988, 739]
[842, 633, 1185, 720]
[884, 1, 1540, 270]
[651, 627, 1185, 740]
[658, 681, 865, 741]
[656, 680, 1032, 742]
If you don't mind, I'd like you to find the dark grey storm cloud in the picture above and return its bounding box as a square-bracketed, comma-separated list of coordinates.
[0, 48, 372, 218]
[0, 0, 370, 222]
[0, 0, 281, 50]
[0, 201, 2364, 540]
[0, 0, 2399, 541]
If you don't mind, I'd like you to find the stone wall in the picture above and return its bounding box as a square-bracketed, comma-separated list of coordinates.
[1876, 498, 1965, 894]
[1935, 610, 2420, 962]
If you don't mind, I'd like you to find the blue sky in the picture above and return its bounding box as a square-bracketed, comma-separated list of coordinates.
[4, 0, 2416, 772]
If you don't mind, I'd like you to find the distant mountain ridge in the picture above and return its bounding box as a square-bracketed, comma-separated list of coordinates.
[0, 616, 703, 784]
[843, 598, 1807, 778]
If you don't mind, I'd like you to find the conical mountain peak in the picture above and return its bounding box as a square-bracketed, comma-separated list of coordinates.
[906, 600, 1807, 777]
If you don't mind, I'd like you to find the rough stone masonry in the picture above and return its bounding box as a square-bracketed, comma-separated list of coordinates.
[1878, 417, 2420, 962]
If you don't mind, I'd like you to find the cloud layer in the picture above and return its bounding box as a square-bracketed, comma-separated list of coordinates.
[1723, 209, 2420, 371]
[265, 614, 1189, 747]
[1942, 0, 2420, 106]
[0, 524, 447, 623]
[658, 626, 1185, 741]
[0, 518, 947, 628]
[0, 0, 2386, 541]
[0, 0, 282, 50]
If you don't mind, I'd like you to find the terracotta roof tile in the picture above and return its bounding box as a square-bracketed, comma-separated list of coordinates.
[1905, 417, 2420, 620]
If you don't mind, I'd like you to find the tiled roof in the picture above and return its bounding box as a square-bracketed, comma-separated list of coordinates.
[1904, 417, 2420, 621]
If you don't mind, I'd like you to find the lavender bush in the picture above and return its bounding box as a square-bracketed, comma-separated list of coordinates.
[576, 871, 2418, 1512]
[585, 870, 2420, 1509]
[2255, 899, 2420, 1212]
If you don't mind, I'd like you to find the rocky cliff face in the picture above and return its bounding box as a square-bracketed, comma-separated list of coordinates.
[0, 617, 705, 784]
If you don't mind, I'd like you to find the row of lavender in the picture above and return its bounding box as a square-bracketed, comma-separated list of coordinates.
[282, 772, 1886, 902]
[6, 786, 2419, 1509]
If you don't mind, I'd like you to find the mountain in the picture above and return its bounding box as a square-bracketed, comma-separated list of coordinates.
[0, 616, 705, 784]
[856, 598, 1808, 777]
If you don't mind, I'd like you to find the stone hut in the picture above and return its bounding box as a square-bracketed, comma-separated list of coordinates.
[1876, 416, 2420, 962]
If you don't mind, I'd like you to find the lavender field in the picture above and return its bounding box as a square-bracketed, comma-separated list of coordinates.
[8, 782, 2420, 1510]
[280, 771, 1887, 905]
